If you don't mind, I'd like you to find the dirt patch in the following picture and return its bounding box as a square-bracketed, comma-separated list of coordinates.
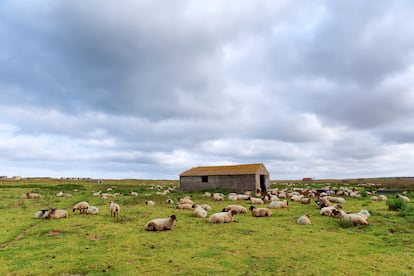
[46, 230, 63, 236]
[88, 234, 100, 241]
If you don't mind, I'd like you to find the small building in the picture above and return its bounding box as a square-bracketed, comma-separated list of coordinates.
[179, 163, 270, 193]
[302, 177, 314, 184]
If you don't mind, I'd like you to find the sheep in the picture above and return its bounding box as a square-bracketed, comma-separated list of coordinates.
[208, 210, 237, 223]
[165, 199, 174, 204]
[72, 201, 89, 214]
[249, 206, 272, 217]
[200, 204, 212, 211]
[44, 208, 69, 219]
[326, 196, 346, 204]
[178, 198, 194, 205]
[22, 192, 41, 199]
[130, 191, 138, 196]
[248, 197, 264, 205]
[320, 204, 342, 217]
[34, 209, 49, 219]
[316, 197, 331, 208]
[297, 214, 312, 225]
[370, 196, 379, 201]
[222, 205, 248, 214]
[397, 194, 410, 202]
[358, 210, 370, 220]
[145, 214, 177, 231]
[332, 209, 368, 226]
[268, 200, 288, 209]
[176, 203, 193, 210]
[212, 193, 224, 201]
[290, 194, 304, 202]
[193, 206, 208, 218]
[228, 194, 238, 201]
[145, 200, 155, 206]
[86, 206, 99, 215]
[109, 201, 120, 218]
[378, 194, 387, 201]
[204, 192, 212, 197]
[56, 191, 65, 197]
[300, 198, 312, 204]
[237, 194, 250, 200]
[93, 191, 102, 197]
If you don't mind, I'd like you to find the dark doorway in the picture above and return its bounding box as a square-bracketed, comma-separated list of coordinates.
[260, 175, 266, 192]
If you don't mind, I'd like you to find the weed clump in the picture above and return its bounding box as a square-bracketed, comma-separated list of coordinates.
[386, 198, 407, 211]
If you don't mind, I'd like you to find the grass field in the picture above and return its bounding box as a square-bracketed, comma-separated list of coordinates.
[0, 178, 413, 275]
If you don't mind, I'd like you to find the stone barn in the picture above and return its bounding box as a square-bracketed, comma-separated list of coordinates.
[179, 163, 270, 193]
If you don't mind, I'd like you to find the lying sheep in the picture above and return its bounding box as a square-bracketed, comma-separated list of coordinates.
[165, 199, 174, 204]
[200, 204, 212, 211]
[212, 193, 224, 201]
[378, 194, 387, 201]
[249, 206, 272, 217]
[222, 205, 248, 214]
[45, 208, 69, 219]
[332, 209, 368, 226]
[290, 194, 304, 202]
[34, 209, 49, 219]
[109, 201, 120, 218]
[316, 197, 331, 208]
[237, 194, 250, 200]
[300, 198, 311, 204]
[130, 191, 138, 196]
[22, 192, 42, 199]
[268, 200, 288, 209]
[145, 215, 177, 231]
[326, 196, 346, 204]
[86, 206, 99, 215]
[145, 200, 155, 206]
[176, 203, 193, 210]
[297, 214, 312, 225]
[397, 194, 410, 202]
[72, 201, 89, 214]
[193, 206, 208, 218]
[248, 197, 264, 205]
[208, 210, 237, 223]
[178, 198, 194, 205]
[320, 204, 342, 217]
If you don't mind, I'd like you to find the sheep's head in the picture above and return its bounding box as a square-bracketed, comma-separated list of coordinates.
[170, 214, 177, 221]
[230, 210, 237, 216]
[249, 206, 255, 211]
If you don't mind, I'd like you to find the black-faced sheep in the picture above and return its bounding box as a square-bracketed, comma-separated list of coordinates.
[249, 206, 272, 217]
[145, 200, 155, 206]
[320, 204, 342, 217]
[145, 215, 177, 231]
[297, 214, 312, 225]
[72, 201, 89, 214]
[222, 205, 248, 214]
[45, 208, 69, 219]
[268, 200, 288, 209]
[165, 199, 174, 204]
[109, 201, 120, 218]
[208, 210, 237, 223]
[22, 192, 41, 199]
[34, 209, 49, 219]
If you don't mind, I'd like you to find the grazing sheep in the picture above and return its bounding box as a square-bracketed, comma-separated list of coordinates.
[109, 201, 120, 218]
[45, 208, 69, 219]
[145, 214, 177, 231]
[268, 200, 288, 209]
[332, 209, 368, 226]
[222, 205, 248, 214]
[249, 206, 272, 217]
[165, 199, 174, 204]
[176, 203, 193, 210]
[300, 198, 311, 204]
[193, 206, 208, 218]
[397, 194, 410, 202]
[248, 197, 264, 205]
[72, 201, 89, 214]
[208, 210, 237, 223]
[145, 200, 155, 206]
[34, 209, 49, 219]
[86, 206, 99, 215]
[297, 214, 312, 225]
[22, 192, 41, 199]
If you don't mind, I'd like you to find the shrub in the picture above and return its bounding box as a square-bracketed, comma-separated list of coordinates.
[338, 219, 354, 228]
[386, 198, 407, 211]
[400, 205, 414, 223]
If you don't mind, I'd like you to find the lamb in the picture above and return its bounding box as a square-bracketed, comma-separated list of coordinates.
[72, 201, 89, 214]
[222, 205, 248, 214]
[193, 206, 208, 218]
[204, 192, 212, 197]
[86, 206, 99, 215]
[249, 206, 272, 217]
[145, 214, 177, 231]
[268, 200, 288, 209]
[248, 197, 264, 205]
[332, 209, 368, 226]
[397, 194, 410, 202]
[145, 200, 155, 206]
[297, 214, 312, 225]
[208, 210, 237, 223]
[34, 209, 49, 219]
[109, 201, 120, 218]
[44, 208, 69, 219]
[22, 192, 41, 199]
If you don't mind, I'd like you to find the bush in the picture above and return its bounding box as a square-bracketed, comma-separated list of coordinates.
[400, 205, 414, 223]
[338, 219, 354, 228]
[386, 198, 407, 211]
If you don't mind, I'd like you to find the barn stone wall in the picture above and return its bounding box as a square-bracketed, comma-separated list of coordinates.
[180, 174, 257, 193]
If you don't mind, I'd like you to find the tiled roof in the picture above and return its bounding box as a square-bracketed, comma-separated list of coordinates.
[180, 163, 265, 176]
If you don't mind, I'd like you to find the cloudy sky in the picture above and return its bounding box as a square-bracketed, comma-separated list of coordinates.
[1, 0, 414, 180]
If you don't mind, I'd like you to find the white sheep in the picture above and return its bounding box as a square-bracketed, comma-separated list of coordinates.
[22, 192, 41, 199]
[249, 206, 272, 217]
[72, 201, 89, 214]
[45, 208, 69, 219]
[145, 215, 177, 231]
[193, 206, 208, 218]
[326, 196, 346, 204]
[176, 203, 193, 210]
[290, 194, 304, 202]
[109, 201, 120, 218]
[208, 210, 237, 223]
[145, 200, 155, 206]
[268, 200, 288, 209]
[200, 204, 212, 211]
[249, 197, 264, 205]
[56, 191, 65, 197]
[130, 191, 138, 196]
[297, 214, 312, 225]
[165, 199, 174, 204]
[332, 209, 368, 226]
[212, 193, 224, 201]
[178, 198, 194, 205]
[320, 204, 342, 217]
[237, 194, 250, 200]
[397, 194, 410, 202]
[300, 198, 311, 204]
[86, 206, 99, 215]
[204, 192, 212, 197]
[34, 209, 49, 219]
[222, 205, 247, 214]
[378, 194, 387, 201]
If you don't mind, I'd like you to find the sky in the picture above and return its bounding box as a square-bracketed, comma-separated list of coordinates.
[1, 0, 414, 180]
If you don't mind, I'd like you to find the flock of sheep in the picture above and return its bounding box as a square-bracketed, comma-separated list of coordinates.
[24, 185, 412, 231]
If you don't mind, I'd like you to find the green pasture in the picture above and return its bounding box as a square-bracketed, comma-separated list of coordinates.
[0, 178, 413, 275]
